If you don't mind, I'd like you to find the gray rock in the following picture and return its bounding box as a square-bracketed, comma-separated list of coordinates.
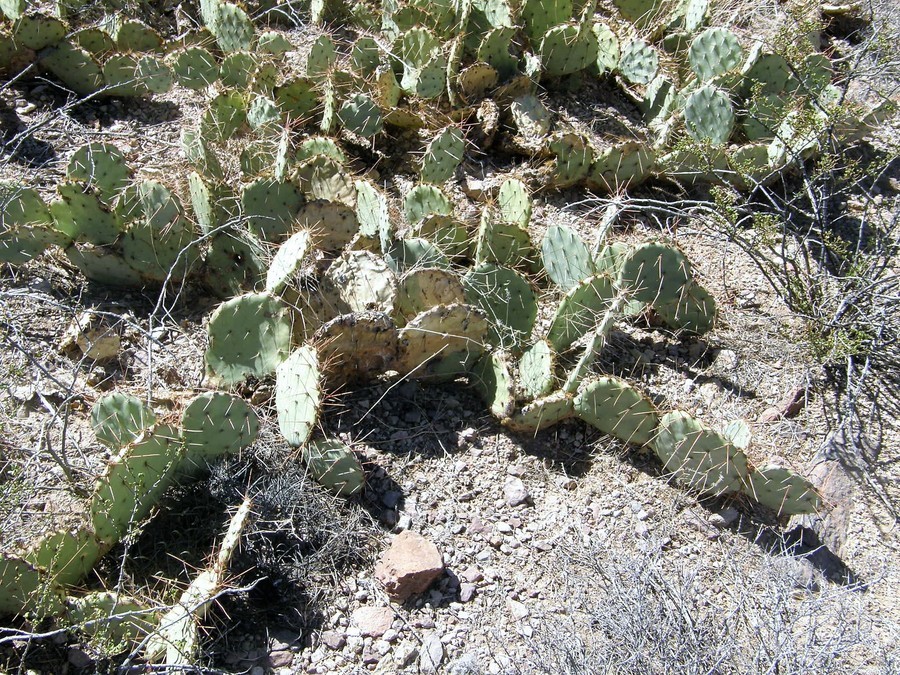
[419, 633, 444, 673]
[321, 630, 346, 650]
[503, 477, 529, 507]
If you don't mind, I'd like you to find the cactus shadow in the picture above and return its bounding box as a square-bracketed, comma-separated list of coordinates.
[0, 98, 56, 167]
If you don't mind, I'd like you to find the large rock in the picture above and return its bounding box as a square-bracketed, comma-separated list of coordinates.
[351, 606, 394, 637]
[374, 531, 444, 602]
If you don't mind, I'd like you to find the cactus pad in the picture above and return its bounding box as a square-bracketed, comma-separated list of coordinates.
[471, 351, 515, 419]
[90, 423, 184, 545]
[205, 292, 292, 385]
[276, 345, 321, 447]
[504, 391, 575, 433]
[619, 40, 658, 85]
[171, 47, 219, 90]
[0, 554, 65, 617]
[684, 84, 735, 146]
[91, 392, 156, 450]
[397, 303, 489, 377]
[338, 94, 383, 138]
[421, 126, 465, 184]
[314, 312, 399, 384]
[547, 274, 616, 351]
[303, 438, 365, 496]
[688, 27, 742, 81]
[574, 376, 659, 445]
[541, 224, 595, 291]
[181, 392, 259, 469]
[462, 263, 538, 350]
[743, 465, 823, 516]
[518, 339, 556, 400]
[26, 528, 102, 587]
[617, 242, 692, 306]
[66, 144, 130, 204]
[651, 411, 749, 496]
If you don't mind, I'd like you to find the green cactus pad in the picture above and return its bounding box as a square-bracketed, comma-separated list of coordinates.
[90, 423, 185, 545]
[421, 126, 465, 184]
[0, 183, 65, 264]
[518, 339, 556, 400]
[613, 0, 665, 23]
[66, 144, 131, 204]
[206, 292, 292, 385]
[653, 280, 717, 335]
[539, 24, 599, 78]
[497, 178, 531, 228]
[275, 77, 319, 119]
[458, 63, 499, 102]
[743, 465, 823, 516]
[350, 36, 381, 76]
[303, 437, 365, 497]
[385, 238, 451, 273]
[102, 54, 148, 97]
[574, 376, 659, 445]
[684, 84, 734, 146]
[592, 23, 619, 73]
[651, 411, 749, 496]
[521, 0, 573, 42]
[462, 263, 538, 350]
[12, 13, 65, 50]
[241, 177, 303, 243]
[471, 351, 515, 419]
[40, 43, 104, 96]
[258, 30, 292, 55]
[541, 224, 595, 291]
[337, 93, 383, 138]
[181, 128, 224, 180]
[218, 51, 258, 89]
[306, 34, 336, 80]
[410, 215, 470, 258]
[356, 180, 391, 242]
[509, 93, 551, 150]
[181, 392, 259, 468]
[203, 230, 266, 299]
[122, 181, 198, 282]
[475, 211, 536, 270]
[113, 19, 162, 52]
[247, 96, 281, 129]
[51, 182, 122, 246]
[688, 27, 742, 81]
[587, 142, 656, 192]
[397, 303, 489, 377]
[546, 274, 616, 352]
[91, 392, 156, 450]
[201, 90, 248, 141]
[171, 47, 219, 90]
[547, 132, 593, 187]
[504, 391, 575, 433]
[265, 230, 312, 295]
[297, 137, 346, 164]
[65, 245, 144, 287]
[72, 28, 115, 56]
[744, 52, 793, 95]
[66, 592, 155, 650]
[395, 267, 466, 321]
[404, 184, 452, 224]
[618, 40, 658, 86]
[477, 27, 518, 80]
[202, 0, 254, 52]
[275, 345, 322, 447]
[0, 554, 66, 617]
[617, 242, 692, 306]
[25, 527, 102, 587]
[314, 312, 399, 384]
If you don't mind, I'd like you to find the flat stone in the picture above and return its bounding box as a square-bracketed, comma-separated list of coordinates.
[267, 650, 294, 669]
[419, 634, 444, 674]
[375, 530, 444, 602]
[503, 477, 529, 507]
[320, 630, 346, 650]
[351, 606, 394, 637]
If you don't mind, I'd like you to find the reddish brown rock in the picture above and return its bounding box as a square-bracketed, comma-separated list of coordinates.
[374, 531, 444, 602]
[351, 606, 394, 637]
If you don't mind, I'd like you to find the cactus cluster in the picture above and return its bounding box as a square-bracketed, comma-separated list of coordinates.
[1, 0, 857, 625]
